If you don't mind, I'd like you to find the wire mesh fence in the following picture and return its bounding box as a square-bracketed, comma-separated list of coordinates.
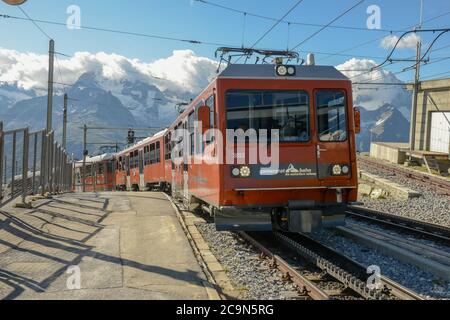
[0, 122, 73, 208]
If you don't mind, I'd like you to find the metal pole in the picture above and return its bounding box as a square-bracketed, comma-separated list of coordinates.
[32, 133, 38, 194]
[61, 152, 65, 192]
[112, 157, 116, 191]
[63, 93, 68, 150]
[409, 41, 422, 153]
[83, 125, 87, 193]
[0, 122, 3, 201]
[22, 128, 29, 204]
[47, 39, 55, 133]
[93, 163, 97, 192]
[11, 131, 16, 198]
[59, 148, 63, 192]
[3, 156, 7, 186]
[55, 145, 59, 193]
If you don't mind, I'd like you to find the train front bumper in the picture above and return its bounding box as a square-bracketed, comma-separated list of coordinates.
[215, 202, 347, 233]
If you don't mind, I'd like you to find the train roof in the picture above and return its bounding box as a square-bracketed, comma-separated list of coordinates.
[118, 128, 168, 155]
[217, 64, 349, 81]
[75, 153, 115, 167]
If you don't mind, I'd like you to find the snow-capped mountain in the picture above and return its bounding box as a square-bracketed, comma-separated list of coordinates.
[0, 83, 36, 117]
[356, 104, 410, 152]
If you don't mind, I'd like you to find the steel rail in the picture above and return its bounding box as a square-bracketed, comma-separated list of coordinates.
[358, 156, 450, 196]
[347, 206, 450, 246]
[239, 232, 331, 300]
[274, 232, 424, 300]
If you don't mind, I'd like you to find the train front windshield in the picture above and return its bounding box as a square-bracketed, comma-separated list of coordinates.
[226, 90, 310, 142]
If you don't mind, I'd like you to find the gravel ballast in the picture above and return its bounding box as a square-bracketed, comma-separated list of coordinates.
[358, 161, 450, 227]
[311, 228, 450, 299]
[197, 223, 300, 300]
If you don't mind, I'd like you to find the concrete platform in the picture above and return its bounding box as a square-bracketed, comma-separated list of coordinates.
[0, 192, 214, 300]
[358, 170, 422, 200]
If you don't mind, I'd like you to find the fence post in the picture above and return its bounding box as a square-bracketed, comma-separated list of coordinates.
[21, 128, 30, 206]
[0, 122, 3, 202]
[49, 133, 54, 194]
[40, 131, 47, 196]
[32, 133, 38, 194]
[11, 131, 16, 198]
[55, 145, 60, 193]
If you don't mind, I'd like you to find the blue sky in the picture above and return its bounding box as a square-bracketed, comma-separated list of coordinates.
[1, 0, 450, 82]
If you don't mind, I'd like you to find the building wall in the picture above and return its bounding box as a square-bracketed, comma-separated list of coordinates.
[412, 78, 450, 153]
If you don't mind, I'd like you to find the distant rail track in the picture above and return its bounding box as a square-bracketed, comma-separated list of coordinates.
[347, 206, 450, 246]
[358, 156, 450, 196]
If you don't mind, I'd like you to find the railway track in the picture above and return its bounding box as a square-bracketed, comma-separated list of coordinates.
[241, 231, 423, 300]
[358, 156, 450, 196]
[347, 206, 450, 246]
[270, 231, 424, 300]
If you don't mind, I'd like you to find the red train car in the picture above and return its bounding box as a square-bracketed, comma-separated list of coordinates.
[74, 154, 115, 192]
[115, 130, 168, 191]
[165, 63, 360, 233]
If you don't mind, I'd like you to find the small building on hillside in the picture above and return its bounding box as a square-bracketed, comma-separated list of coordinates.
[370, 78, 450, 174]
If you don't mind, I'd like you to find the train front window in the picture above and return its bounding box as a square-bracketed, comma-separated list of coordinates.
[226, 90, 310, 142]
[316, 90, 348, 142]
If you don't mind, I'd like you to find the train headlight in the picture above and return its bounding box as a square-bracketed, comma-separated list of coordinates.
[276, 65, 288, 76]
[232, 167, 241, 177]
[341, 165, 350, 175]
[287, 66, 296, 76]
[332, 165, 342, 176]
[240, 166, 251, 178]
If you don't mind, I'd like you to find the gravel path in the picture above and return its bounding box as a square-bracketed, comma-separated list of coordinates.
[197, 223, 300, 300]
[311, 228, 450, 299]
[358, 161, 450, 227]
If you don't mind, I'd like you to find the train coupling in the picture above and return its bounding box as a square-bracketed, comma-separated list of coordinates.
[286, 201, 347, 233]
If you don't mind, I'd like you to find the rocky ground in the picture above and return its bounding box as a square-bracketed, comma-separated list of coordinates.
[310, 227, 450, 299]
[358, 161, 450, 227]
[197, 223, 301, 300]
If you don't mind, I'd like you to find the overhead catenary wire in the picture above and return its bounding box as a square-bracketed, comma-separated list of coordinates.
[195, 0, 401, 33]
[319, 10, 450, 64]
[249, 0, 305, 49]
[290, 0, 366, 51]
[371, 28, 450, 71]
[0, 13, 237, 48]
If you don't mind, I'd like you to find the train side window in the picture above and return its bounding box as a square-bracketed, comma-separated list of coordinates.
[85, 165, 91, 177]
[156, 142, 161, 163]
[188, 112, 195, 155]
[206, 95, 215, 129]
[165, 134, 171, 160]
[316, 90, 348, 142]
[98, 163, 104, 175]
[150, 144, 155, 164]
[205, 95, 215, 146]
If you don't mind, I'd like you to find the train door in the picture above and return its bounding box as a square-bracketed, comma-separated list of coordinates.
[126, 155, 131, 191]
[315, 89, 352, 182]
[139, 150, 145, 189]
[182, 121, 189, 202]
[171, 125, 183, 200]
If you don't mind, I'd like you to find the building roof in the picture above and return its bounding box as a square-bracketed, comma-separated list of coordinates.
[217, 64, 349, 81]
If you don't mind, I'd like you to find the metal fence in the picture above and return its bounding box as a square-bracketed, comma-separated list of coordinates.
[0, 121, 73, 208]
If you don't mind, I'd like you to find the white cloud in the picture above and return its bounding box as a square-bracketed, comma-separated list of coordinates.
[0, 48, 218, 95]
[380, 33, 421, 50]
[336, 58, 411, 114]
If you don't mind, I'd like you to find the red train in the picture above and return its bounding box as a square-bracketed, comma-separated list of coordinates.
[74, 154, 115, 192]
[78, 63, 361, 233]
